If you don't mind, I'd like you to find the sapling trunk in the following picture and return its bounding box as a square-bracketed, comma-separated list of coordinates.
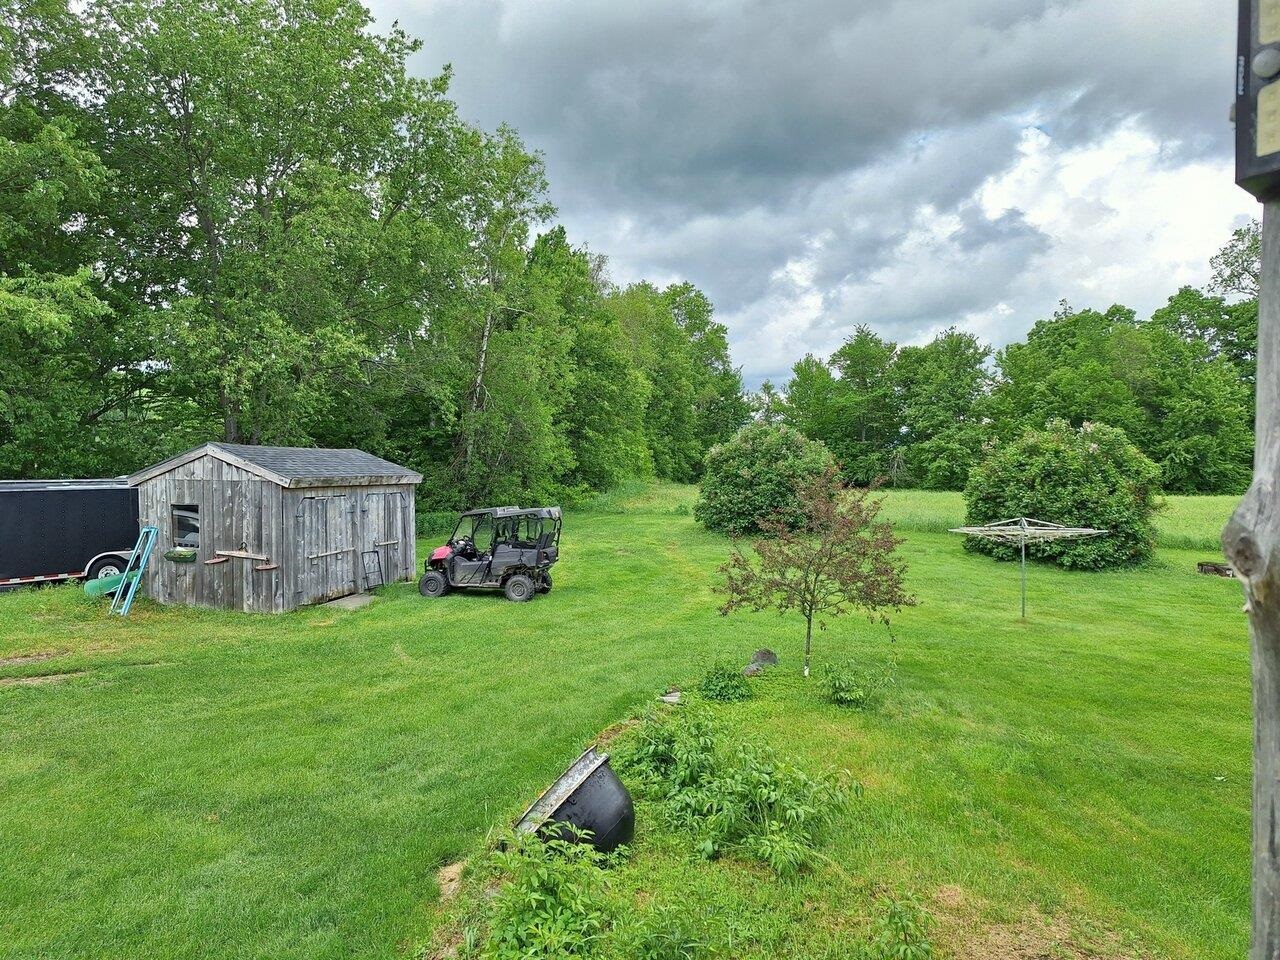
[804, 615, 812, 678]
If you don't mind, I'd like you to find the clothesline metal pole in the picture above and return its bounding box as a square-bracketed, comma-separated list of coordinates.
[1020, 524, 1027, 620]
[948, 517, 1107, 619]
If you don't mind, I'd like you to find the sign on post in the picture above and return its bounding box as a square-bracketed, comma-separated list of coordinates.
[1237, 0, 1280, 198]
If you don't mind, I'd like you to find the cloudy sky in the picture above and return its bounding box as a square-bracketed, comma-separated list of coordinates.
[369, 0, 1256, 387]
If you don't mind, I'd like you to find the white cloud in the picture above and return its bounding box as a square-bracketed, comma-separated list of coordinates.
[714, 124, 1258, 382]
[368, 0, 1257, 387]
[978, 124, 1257, 310]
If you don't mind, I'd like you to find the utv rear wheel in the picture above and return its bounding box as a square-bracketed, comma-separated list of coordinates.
[504, 574, 535, 602]
[419, 570, 449, 598]
[537, 573, 553, 594]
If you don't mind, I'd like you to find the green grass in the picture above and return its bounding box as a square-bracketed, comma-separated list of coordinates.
[0, 485, 1249, 959]
[1150, 495, 1242, 551]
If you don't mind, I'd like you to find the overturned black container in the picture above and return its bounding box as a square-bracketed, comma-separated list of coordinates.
[514, 747, 635, 853]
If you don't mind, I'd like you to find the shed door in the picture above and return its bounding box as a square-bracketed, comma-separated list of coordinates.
[362, 492, 405, 586]
[299, 495, 354, 602]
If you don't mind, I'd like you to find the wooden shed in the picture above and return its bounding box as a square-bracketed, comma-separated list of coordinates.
[128, 443, 422, 613]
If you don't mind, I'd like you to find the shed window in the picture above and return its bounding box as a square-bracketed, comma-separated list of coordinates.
[172, 504, 200, 548]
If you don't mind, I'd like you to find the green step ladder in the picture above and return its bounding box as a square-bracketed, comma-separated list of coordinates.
[110, 526, 158, 616]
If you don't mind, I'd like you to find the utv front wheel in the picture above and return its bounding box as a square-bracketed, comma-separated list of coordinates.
[419, 570, 449, 598]
[504, 574, 535, 602]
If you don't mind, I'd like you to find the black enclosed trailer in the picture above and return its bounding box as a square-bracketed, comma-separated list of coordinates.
[0, 480, 140, 587]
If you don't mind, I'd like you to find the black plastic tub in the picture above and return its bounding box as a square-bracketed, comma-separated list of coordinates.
[514, 747, 635, 853]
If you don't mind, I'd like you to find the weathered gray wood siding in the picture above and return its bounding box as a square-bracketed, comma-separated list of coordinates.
[136, 457, 286, 613]
[282, 484, 415, 607]
[136, 452, 416, 613]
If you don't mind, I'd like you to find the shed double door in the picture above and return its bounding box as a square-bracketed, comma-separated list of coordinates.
[299, 495, 355, 602]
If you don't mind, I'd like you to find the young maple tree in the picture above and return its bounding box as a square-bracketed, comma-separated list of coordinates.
[717, 466, 915, 677]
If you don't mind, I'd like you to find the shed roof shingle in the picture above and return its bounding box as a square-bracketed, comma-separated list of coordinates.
[129, 443, 423, 487]
[211, 444, 420, 481]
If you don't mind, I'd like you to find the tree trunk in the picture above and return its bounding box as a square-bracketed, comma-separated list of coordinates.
[462, 305, 495, 474]
[220, 391, 240, 444]
[804, 616, 812, 678]
[1223, 199, 1280, 960]
[468, 308, 494, 417]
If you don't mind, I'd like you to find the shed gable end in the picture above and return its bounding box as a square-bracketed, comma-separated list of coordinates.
[128, 445, 289, 487]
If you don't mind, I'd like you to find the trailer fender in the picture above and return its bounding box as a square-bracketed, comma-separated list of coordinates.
[84, 551, 132, 579]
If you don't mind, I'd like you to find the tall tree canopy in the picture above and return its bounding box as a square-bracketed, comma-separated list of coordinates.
[778, 326, 991, 490]
[0, 0, 749, 505]
[0, 0, 1252, 499]
[603, 281, 745, 483]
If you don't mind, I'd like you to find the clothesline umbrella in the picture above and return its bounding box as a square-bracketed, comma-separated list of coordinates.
[948, 517, 1108, 619]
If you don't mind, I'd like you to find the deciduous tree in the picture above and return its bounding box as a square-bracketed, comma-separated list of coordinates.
[826, 326, 900, 483]
[84, 0, 481, 444]
[718, 467, 914, 678]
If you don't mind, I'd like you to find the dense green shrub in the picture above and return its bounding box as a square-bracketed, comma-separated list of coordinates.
[694, 423, 836, 536]
[614, 708, 851, 876]
[697, 661, 752, 703]
[484, 834, 618, 958]
[963, 419, 1160, 569]
[467, 836, 719, 960]
[822, 660, 896, 710]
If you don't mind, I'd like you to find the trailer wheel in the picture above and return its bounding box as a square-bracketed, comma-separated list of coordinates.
[504, 574, 535, 602]
[419, 570, 449, 598]
[87, 556, 127, 580]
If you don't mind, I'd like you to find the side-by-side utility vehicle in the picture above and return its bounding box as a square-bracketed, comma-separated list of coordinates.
[419, 506, 561, 602]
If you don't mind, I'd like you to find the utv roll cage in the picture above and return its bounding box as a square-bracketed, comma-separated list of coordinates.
[449, 505, 563, 553]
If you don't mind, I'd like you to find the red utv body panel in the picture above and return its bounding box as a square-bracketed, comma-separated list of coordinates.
[430, 544, 453, 563]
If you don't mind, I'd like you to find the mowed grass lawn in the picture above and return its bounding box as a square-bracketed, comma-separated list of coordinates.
[0, 485, 1249, 959]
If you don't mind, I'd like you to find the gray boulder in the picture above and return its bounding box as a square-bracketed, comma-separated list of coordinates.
[750, 648, 779, 667]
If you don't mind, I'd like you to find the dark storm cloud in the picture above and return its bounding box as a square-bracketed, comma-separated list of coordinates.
[368, 0, 1248, 383]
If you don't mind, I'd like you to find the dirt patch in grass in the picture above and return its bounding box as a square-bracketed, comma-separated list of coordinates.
[425, 928, 463, 960]
[0, 670, 86, 687]
[0, 651, 61, 668]
[437, 861, 465, 902]
[593, 717, 640, 748]
[942, 902, 1142, 960]
[935, 884, 967, 910]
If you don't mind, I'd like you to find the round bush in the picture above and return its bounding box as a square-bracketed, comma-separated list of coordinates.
[694, 423, 836, 536]
[963, 419, 1160, 569]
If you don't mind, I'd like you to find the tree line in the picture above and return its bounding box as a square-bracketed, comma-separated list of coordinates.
[0, 0, 748, 507]
[760, 224, 1259, 495]
[2, 0, 1255, 505]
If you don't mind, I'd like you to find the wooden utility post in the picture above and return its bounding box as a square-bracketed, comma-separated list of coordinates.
[1231, 4, 1280, 951]
[1224, 202, 1280, 959]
